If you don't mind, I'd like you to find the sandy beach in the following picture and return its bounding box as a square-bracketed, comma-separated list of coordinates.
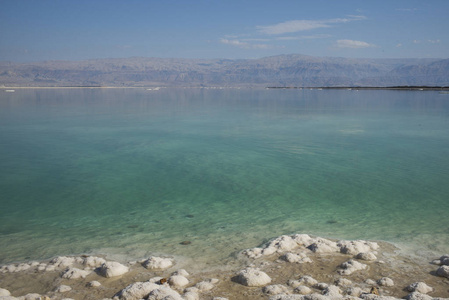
[1, 233, 448, 300]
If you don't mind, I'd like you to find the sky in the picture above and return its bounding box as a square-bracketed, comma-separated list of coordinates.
[0, 0, 448, 62]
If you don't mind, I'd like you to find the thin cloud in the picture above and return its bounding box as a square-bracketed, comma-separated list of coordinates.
[276, 34, 332, 41]
[428, 39, 441, 44]
[335, 39, 376, 49]
[257, 16, 366, 35]
[219, 38, 271, 49]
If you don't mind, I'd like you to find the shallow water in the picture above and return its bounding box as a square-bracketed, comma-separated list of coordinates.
[0, 88, 448, 268]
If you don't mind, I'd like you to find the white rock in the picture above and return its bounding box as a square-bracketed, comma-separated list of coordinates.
[436, 265, 449, 278]
[113, 281, 160, 300]
[313, 283, 328, 290]
[287, 280, 302, 288]
[406, 282, 433, 294]
[44, 265, 56, 272]
[61, 267, 90, 279]
[335, 278, 352, 287]
[365, 279, 376, 285]
[83, 256, 106, 268]
[345, 287, 364, 297]
[16, 264, 31, 272]
[87, 281, 102, 288]
[268, 235, 299, 252]
[183, 291, 200, 300]
[377, 277, 394, 287]
[168, 275, 189, 288]
[281, 253, 312, 264]
[294, 286, 312, 295]
[405, 292, 433, 300]
[142, 257, 174, 270]
[242, 247, 263, 259]
[262, 246, 278, 256]
[50, 256, 76, 268]
[291, 234, 315, 246]
[263, 284, 290, 295]
[194, 281, 215, 292]
[356, 252, 377, 261]
[0, 288, 11, 296]
[338, 240, 379, 255]
[213, 298, 229, 300]
[297, 276, 318, 286]
[236, 268, 271, 287]
[322, 285, 342, 297]
[98, 261, 129, 278]
[146, 286, 183, 300]
[21, 293, 43, 300]
[307, 238, 339, 253]
[55, 285, 72, 293]
[338, 259, 367, 275]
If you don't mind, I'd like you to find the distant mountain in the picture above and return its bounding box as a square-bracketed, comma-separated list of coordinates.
[0, 55, 448, 87]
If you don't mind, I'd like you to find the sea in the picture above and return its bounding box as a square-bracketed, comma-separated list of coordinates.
[1, 87, 448, 269]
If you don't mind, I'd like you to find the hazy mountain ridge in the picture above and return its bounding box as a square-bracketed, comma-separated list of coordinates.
[0, 55, 447, 87]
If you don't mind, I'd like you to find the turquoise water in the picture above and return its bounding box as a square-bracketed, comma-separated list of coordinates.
[1, 88, 448, 267]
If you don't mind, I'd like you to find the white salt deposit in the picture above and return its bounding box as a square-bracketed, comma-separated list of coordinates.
[142, 256, 174, 270]
[377, 277, 395, 287]
[98, 261, 129, 278]
[168, 275, 189, 288]
[61, 267, 90, 279]
[112, 281, 160, 300]
[338, 259, 367, 275]
[406, 282, 433, 294]
[55, 285, 72, 293]
[236, 267, 272, 287]
[262, 284, 290, 295]
[0, 288, 11, 296]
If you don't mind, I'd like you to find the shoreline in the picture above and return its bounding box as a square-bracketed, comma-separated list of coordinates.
[1, 233, 448, 300]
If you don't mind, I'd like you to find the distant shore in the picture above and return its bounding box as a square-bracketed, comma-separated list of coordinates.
[2, 85, 449, 91]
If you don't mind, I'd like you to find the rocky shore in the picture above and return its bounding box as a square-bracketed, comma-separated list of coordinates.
[1, 233, 448, 300]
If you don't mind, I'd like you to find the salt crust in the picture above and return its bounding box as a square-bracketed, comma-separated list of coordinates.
[142, 256, 174, 270]
[236, 267, 272, 287]
[112, 281, 160, 300]
[98, 261, 129, 278]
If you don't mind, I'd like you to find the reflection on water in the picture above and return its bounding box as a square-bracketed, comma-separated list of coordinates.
[0, 88, 448, 266]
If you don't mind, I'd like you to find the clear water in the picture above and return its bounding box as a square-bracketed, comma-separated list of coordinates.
[1, 88, 448, 268]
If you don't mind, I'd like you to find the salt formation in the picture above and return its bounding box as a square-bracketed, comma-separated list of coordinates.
[406, 282, 433, 294]
[113, 281, 160, 300]
[61, 267, 90, 279]
[98, 261, 129, 278]
[142, 256, 174, 270]
[87, 281, 102, 287]
[0, 288, 11, 296]
[356, 252, 377, 261]
[436, 265, 449, 278]
[236, 267, 272, 286]
[263, 284, 291, 295]
[55, 285, 72, 293]
[168, 275, 189, 288]
[281, 252, 312, 263]
[338, 259, 367, 275]
[377, 277, 394, 287]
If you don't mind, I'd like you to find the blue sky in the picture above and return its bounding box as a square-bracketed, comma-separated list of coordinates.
[0, 0, 448, 62]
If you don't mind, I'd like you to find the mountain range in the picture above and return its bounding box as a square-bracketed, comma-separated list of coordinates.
[1, 54, 448, 87]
